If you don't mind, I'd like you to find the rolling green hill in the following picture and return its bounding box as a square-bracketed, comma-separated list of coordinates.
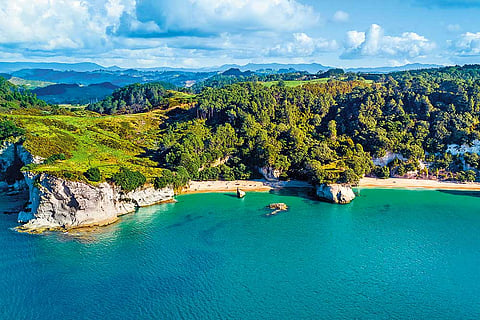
[3, 65, 480, 189]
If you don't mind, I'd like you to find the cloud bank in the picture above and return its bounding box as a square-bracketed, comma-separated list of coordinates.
[0, 0, 476, 67]
[342, 24, 435, 59]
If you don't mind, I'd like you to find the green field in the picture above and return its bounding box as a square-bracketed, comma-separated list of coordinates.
[7, 110, 170, 182]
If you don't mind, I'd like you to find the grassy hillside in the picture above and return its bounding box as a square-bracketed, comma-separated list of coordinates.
[4, 64, 480, 189]
[8, 110, 174, 182]
[87, 83, 195, 114]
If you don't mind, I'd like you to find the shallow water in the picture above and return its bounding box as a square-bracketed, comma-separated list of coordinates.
[0, 188, 479, 319]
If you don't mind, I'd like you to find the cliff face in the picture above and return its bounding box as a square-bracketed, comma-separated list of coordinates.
[258, 166, 282, 181]
[0, 141, 175, 231]
[0, 141, 40, 191]
[316, 184, 356, 204]
[18, 173, 174, 231]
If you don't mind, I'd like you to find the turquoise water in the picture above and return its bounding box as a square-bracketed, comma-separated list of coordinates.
[1, 188, 480, 319]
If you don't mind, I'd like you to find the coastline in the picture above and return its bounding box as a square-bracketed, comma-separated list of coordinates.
[358, 177, 480, 191]
[181, 177, 480, 194]
[180, 179, 312, 194]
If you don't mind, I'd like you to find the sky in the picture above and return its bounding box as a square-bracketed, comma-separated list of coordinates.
[0, 0, 480, 68]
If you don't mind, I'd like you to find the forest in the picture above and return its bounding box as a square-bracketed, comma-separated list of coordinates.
[154, 65, 480, 186]
[2, 65, 480, 191]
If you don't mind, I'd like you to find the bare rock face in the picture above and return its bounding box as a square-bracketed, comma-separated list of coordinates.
[316, 184, 355, 204]
[18, 173, 174, 231]
[258, 167, 282, 181]
[0, 141, 40, 192]
[0, 141, 175, 232]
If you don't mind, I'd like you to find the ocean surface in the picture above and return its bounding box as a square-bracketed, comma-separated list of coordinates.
[0, 188, 480, 319]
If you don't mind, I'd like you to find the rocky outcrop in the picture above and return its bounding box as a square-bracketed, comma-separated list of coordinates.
[446, 139, 480, 156]
[372, 151, 406, 167]
[0, 140, 40, 191]
[316, 184, 355, 204]
[258, 166, 282, 181]
[17, 173, 174, 231]
[0, 141, 176, 232]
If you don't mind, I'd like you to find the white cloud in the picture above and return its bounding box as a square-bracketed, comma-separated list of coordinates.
[267, 33, 338, 57]
[0, 0, 327, 66]
[345, 31, 366, 48]
[0, 0, 134, 52]
[332, 10, 349, 23]
[342, 24, 435, 59]
[452, 32, 480, 55]
[114, 0, 321, 37]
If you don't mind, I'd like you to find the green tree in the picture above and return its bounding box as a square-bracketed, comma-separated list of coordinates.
[84, 167, 101, 182]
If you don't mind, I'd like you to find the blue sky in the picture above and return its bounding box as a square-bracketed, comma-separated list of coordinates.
[0, 0, 480, 68]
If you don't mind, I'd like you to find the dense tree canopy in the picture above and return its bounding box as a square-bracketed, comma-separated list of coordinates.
[87, 82, 172, 114]
[155, 65, 480, 184]
[0, 77, 48, 111]
[8, 65, 480, 186]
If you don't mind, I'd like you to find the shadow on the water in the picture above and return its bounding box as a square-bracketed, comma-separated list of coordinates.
[199, 221, 227, 246]
[166, 214, 204, 229]
[268, 187, 316, 201]
[437, 190, 480, 198]
[223, 193, 240, 199]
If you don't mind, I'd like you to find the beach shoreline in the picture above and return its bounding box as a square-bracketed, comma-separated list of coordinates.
[180, 178, 480, 194]
[358, 177, 480, 191]
[180, 179, 312, 194]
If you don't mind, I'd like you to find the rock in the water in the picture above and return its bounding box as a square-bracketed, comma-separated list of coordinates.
[268, 203, 288, 210]
[316, 184, 355, 204]
[266, 203, 288, 216]
[236, 188, 246, 198]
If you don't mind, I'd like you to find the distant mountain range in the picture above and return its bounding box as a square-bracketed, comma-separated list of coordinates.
[0, 62, 123, 73]
[345, 63, 445, 73]
[32, 82, 120, 105]
[0, 61, 446, 74]
[0, 61, 449, 104]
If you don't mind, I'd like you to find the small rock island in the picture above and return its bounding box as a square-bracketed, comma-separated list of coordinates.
[267, 203, 288, 216]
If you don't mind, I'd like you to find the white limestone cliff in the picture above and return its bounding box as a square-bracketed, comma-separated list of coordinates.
[0, 141, 175, 231]
[17, 173, 174, 231]
[258, 166, 282, 181]
[316, 184, 356, 204]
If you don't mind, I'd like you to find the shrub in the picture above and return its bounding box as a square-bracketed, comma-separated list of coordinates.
[43, 153, 66, 165]
[220, 165, 235, 181]
[173, 166, 190, 189]
[154, 169, 176, 189]
[63, 172, 73, 179]
[198, 167, 220, 181]
[0, 119, 25, 141]
[338, 168, 360, 185]
[112, 167, 146, 191]
[84, 167, 101, 182]
[373, 166, 390, 179]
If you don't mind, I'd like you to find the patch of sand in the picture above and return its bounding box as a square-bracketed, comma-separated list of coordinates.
[181, 179, 312, 194]
[359, 177, 480, 191]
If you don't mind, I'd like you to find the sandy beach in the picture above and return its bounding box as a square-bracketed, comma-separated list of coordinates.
[181, 177, 480, 194]
[181, 179, 312, 194]
[359, 177, 480, 191]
